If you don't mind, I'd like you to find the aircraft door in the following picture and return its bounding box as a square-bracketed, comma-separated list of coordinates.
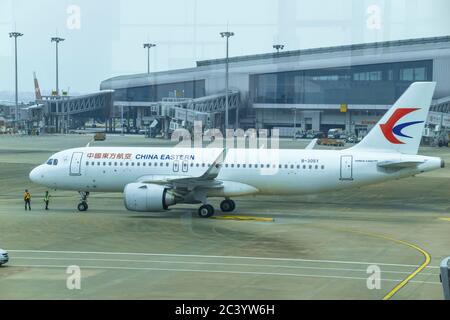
[70, 152, 83, 176]
[340, 155, 353, 181]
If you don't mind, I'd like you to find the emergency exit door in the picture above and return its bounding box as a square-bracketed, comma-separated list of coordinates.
[173, 160, 180, 172]
[340, 155, 353, 181]
[182, 160, 189, 172]
[70, 152, 83, 176]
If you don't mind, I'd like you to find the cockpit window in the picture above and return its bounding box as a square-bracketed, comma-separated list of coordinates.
[53, 159, 58, 166]
[46, 159, 53, 165]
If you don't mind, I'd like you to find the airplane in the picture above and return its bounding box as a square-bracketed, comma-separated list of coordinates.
[29, 82, 444, 218]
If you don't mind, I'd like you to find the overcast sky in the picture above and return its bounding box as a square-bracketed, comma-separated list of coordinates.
[1, 0, 449, 95]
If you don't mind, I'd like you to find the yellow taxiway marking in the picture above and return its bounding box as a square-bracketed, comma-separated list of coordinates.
[346, 230, 431, 300]
[313, 224, 432, 300]
[211, 215, 274, 222]
[439, 218, 450, 222]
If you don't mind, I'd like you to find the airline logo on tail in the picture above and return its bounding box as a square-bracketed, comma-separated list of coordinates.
[380, 108, 424, 144]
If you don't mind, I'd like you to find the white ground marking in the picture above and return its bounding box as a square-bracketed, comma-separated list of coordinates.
[8, 249, 440, 269]
[10, 264, 441, 285]
[12, 256, 435, 275]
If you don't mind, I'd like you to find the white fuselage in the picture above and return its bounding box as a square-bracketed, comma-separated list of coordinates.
[29, 147, 443, 197]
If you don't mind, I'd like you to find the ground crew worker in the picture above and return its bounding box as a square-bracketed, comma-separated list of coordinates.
[43, 191, 50, 210]
[24, 189, 31, 210]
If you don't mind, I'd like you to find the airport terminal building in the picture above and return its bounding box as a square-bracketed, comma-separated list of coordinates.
[101, 36, 450, 138]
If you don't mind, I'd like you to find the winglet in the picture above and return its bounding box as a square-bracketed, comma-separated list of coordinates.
[86, 138, 94, 147]
[305, 139, 317, 150]
[200, 149, 225, 180]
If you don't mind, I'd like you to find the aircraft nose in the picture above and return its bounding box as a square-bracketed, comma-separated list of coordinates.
[29, 166, 42, 183]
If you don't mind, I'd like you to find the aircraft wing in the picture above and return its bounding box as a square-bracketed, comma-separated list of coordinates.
[377, 159, 425, 169]
[137, 149, 225, 191]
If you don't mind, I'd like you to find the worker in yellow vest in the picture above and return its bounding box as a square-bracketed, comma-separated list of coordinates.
[44, 191, 50, 210]
[24, 189, 31, 210]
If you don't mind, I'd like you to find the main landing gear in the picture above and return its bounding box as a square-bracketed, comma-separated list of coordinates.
[198, 204, 215, 218]
[197, 199, 236, 218]
[77, 191, 90, 212]
[220, 199, 236, 212]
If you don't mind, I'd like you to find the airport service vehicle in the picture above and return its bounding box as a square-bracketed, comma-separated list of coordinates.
[328, 128, 343, 139]
[29, 83, 445, 218]
[94, 132, 106, 141]
[0, 249, 9, 266]
[317, 138, 345, 147]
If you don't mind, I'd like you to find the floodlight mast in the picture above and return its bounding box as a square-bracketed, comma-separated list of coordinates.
[220, 31, 234, 130]
[143, 43, 156, 74]
[51, 36, 65, 95]
[9, 31, 24, 128]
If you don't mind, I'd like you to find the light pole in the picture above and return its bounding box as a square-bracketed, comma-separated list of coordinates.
[143, 43, 156, 74]
[220, 31, 234, 130]
[9, 31, 23, 128]
[273, 44, 285, 53]
[51, 37, 65, 95]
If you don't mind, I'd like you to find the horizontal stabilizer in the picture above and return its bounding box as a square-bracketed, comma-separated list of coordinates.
[377, 160, 424, 169]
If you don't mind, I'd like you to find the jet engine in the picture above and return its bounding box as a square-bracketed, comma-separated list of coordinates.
[124, 183, 176, 212]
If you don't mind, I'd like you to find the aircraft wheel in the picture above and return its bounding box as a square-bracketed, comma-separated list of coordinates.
[77, 202, 88, 212]
[198, 204, 214, 218]
[220, 199, 235, 212]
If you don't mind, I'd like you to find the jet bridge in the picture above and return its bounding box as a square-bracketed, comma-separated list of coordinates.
[37, 91, 114, 133]
[164, 90, 241, 130]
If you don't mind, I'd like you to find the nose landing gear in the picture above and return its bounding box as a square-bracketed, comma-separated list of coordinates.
[77, 191, 90, 212]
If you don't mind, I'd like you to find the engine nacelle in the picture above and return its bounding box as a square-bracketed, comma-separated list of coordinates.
[124, 183, 176, 212]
